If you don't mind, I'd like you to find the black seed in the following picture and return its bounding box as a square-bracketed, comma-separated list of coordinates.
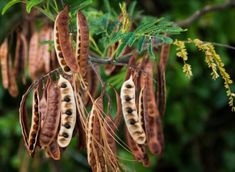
[59, 52, 63, 58]
[62, 132, 69, 138]
[61, 83, 67, 88]
[64, 96, 71, 102]
[64, 66, 71, 72]
[65, 109, 72, 115]
[126, 84, 132, 88]
[129, 119, 136, 125]
[64, 123, 71, 129]
[126, 107, 133, 113]
[125, 96, 131, 101]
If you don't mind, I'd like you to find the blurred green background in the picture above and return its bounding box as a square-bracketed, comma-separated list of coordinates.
[0, 0, 235, 171]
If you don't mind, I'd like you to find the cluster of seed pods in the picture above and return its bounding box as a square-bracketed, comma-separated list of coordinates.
[20, 75, 77, 160]
[0, 24, 57, 97]
[120, 48, 169, 165]
[18, 5, 170, 172]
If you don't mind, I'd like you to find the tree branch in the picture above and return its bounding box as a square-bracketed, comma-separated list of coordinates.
[177, 0, 235, 27]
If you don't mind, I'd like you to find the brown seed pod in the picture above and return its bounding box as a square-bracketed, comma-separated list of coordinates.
[39, 25, 51, 73]
[120, 75, 146, 145]
[142, 58, 164, 155]
[27, 87, 40, 155]
[87, 95, 105, 170]
[29, 31, 45, 79]
[46, 140, 61, 160]
[57, 75, 77, 148]
[14, 32, 27, 81]
[19, 86, 31, 148]
[0, 39, 9, 89]
[8, 58, 18, 97]
[125, 128, 150, 167]
[156, 44, 170, 116]
[55, 6, 80, 73]
[39, 79, 61, 147]
[76, 11, 89, 78]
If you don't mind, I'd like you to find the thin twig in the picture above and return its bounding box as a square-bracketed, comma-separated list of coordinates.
[177, 0, 235, 27]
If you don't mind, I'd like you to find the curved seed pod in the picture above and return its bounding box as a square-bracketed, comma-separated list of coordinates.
[0, 39, 9, 89]
[87, 95, 104, 169]
[55, 6, 79, 73]
[39, 79, 61, 147]
[57, 75, 77, 148]
[46, 140, 61, 160]
[76, 11, 89, 78]
[19, 86, 31, 148]
[28, 87, 40, 155]
[120, 75, 146, 145]
[125, 128, 149, 167]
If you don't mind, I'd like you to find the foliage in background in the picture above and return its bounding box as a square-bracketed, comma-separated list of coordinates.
[0, 0, 235, 172]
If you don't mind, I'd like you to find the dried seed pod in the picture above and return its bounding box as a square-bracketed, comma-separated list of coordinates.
[55, 6, 80, 73]
[39, 25, 51, 73]
[142, 58, 164, 155]
[87, 95, 105, 169]
[57, 75, 77, 148]
[46, 140, 61, 160]
[39, 79, 61, 147]
[156, 44, 170, 116]
[28, 87, 40, 155]
[76, 11, 89, 78]
[8, 58, 18, 97]
[125, 128, 149, 167]
[29, 32, 44, 79]
[120, 75, 146, 145]
[0, 39, 9, 89]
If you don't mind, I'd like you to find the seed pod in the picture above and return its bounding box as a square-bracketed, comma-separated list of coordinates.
[55, 6, 79, 73]
[120, 75, 146, 145]
[39, 79, 61, 147]
[156, 44, 170, 116]
[57, 75, 77, 148]
[76, 11, 89, 79]
[125, 128, 149, 167]
[87, 95, 104, 168]
[142, 58, 164, 155]
[29, 32, 45, 79]
[0, 39, 9, 89]
[28, 87, 40, 155]
[8, 58, 18, 97]
[46, 140, 61, 160]
[39, 25, 51, 73]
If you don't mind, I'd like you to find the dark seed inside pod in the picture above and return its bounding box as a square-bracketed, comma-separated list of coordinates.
[64, 66, 71, 72]
[126, 84, 132, 88]
[65, 109, 72, 115]
[126, 107, 133, 113]
[59, 52, 63, 58]
[129, 119, 136, 125]
[62, 132, 69, 138]
[61, 83, 67, 88]
[64, 96, 71, 102]
[64, 123, 71, 129]
[125, 96, 131, 101]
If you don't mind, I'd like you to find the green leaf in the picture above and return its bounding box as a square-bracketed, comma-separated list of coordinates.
[67, 0, 93, 12]
[26, 0, 43, 13]
[137, 36, 145, 52]
[128, 1, 137, 19]
[1, 0, 22, 15]
[110, 32, 131, 45]
[115, 32, 135, 57]
[156, 34, 173, 44]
